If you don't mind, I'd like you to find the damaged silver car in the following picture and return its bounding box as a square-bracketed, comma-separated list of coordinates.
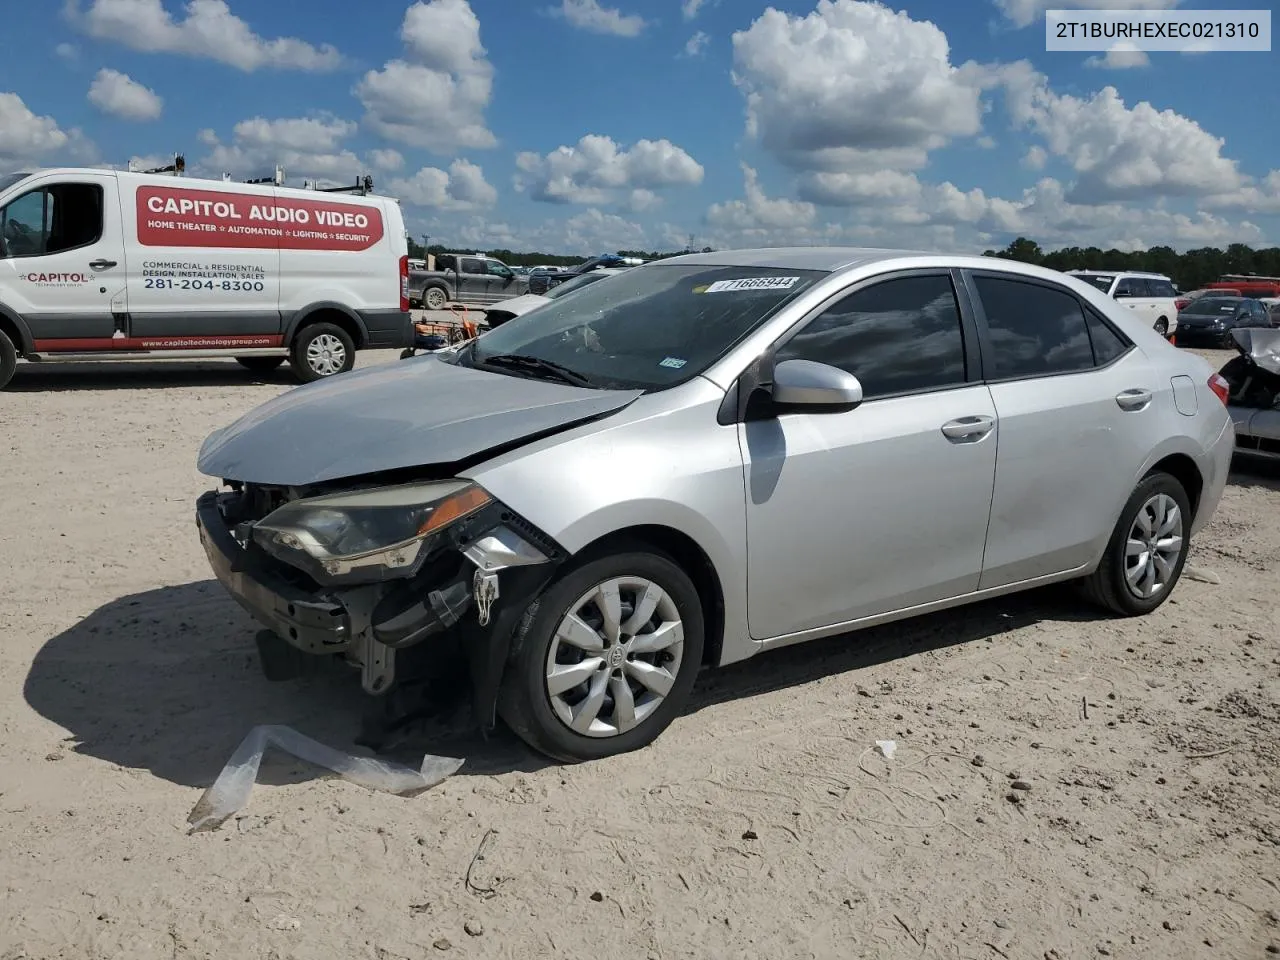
[196, 248, 1235, 762]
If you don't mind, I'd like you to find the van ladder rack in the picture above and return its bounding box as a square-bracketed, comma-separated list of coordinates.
[303, 175, 374, 196]
[133, 154, 186, 175]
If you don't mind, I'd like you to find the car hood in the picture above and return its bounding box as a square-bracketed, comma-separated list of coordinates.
[487, 293, 549, 318]
[196, 355, 642, 486]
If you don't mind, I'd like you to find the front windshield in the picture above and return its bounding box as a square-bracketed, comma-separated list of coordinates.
[0, 172, 32, 195]
[544, 271, 608, 300]
[462, 264, 826, 390]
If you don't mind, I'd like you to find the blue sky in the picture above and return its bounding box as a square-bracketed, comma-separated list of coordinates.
[1, 0, 1276, 255]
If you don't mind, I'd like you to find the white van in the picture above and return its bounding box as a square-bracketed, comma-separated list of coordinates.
[0, 167, 412, 389]
[1065, 270, 1180, 338]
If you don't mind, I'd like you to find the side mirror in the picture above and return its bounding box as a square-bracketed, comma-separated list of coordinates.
[771, 358, 863, 409]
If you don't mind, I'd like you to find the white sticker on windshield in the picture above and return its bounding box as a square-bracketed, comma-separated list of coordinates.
[659, 356, 687, 369]
[703, 276, 800, 293]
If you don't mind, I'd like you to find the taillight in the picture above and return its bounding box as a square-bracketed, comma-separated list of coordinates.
[1208, 372, 1230, 405]
[398, 254, 410, 312]
[1174, 299, 1188, 310]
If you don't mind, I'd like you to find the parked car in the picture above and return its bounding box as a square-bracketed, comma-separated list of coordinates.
[529, 254, 645, 295]
[1173, 296, 1273, 347]
[0, 166, 412, 388]
[1220, 327, 1280, 462]
[196, 248, 1233, 763]
[482, 268, 629, 329]
[1175, 287, 1240, 311]
[1066, 270, 1179, 337]
[410, 253, 530, 310]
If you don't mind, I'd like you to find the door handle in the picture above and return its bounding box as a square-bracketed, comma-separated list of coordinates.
[941, 415, 995, 442]
[1115, 388, 1152, 411]
[89, 259, 117, 270]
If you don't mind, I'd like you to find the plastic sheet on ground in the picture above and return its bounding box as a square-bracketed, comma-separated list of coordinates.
[187, 724, 464, 833]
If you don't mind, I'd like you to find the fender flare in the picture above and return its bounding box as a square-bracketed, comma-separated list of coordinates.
[0, 302, 35, 353]
[284, 301, 371, 348]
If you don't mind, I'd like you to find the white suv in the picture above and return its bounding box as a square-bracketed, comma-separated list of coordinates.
[1067, 270, 1179, 338]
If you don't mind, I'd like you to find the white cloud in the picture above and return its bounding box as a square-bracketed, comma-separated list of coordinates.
[370, 148, 405, 171]
[515, 134, 703, 205]
[0, 92, 75, 167]
[976, 135, 997, 149]
[199, 115, 367, 185]
[626, 188, 663, 212]
[387, 159, 497, 210]
[1203, 171, 1280, 216]
[87, 68, 163, 121]
[706, 164, 816, 231]
[682, 0, 715, 19]
[56, 42, 79, 62]
[355, 0, 496, 153]
[731, 0, 987, 172]
[196, 127, 218, 145]
[993, 0, 1180, 29]
[550, 0, 647, 37]
[681, 30, 710, 57]
[797, 168, 924, 207]
[66, 0, 343, 71]
[1085, 42, 1150, 69]
[1023, 145, 1048, 169]
[994, 62, 1245, 203]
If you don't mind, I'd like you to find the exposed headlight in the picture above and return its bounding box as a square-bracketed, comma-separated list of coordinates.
[253, 480, 492, 580]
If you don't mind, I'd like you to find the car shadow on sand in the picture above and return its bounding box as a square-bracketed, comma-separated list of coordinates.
[9, 360, 295, 391]
[24, 578, 1108, 790]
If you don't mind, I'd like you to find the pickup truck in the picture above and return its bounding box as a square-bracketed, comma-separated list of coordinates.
[409, 253, 530, 310]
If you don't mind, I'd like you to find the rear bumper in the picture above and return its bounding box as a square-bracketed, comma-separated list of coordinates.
[1230, 405, 1280, 461]
[1192, 415, 1236, 536]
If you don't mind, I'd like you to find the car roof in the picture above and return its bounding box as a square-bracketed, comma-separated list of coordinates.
[656, 246, 942, 272]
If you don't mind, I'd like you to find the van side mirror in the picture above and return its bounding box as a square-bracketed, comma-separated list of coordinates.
[771, 359, 863, 410]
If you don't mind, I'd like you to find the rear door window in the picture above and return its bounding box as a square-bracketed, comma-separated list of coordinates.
[972, 274, 1095, 379]
[1148, 279, 1177, 298]
[1115, 277, 1149, 298]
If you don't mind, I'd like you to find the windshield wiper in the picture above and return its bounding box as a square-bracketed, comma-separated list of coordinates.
[477, 353, 594, 388]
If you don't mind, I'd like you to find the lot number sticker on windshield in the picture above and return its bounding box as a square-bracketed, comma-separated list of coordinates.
[703, 276, 800, 293]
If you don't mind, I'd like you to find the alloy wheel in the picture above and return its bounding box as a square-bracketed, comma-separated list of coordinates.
[1124, 493, 1184, 600]
[544, 576, 684, 738]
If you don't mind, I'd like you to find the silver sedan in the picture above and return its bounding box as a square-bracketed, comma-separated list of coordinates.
[196, 248, 1236, 762]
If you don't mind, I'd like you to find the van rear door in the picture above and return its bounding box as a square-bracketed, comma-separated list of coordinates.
[119, 176, 282, 350]
[0, 171, 127, 351]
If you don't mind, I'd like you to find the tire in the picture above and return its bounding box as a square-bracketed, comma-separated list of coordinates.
[498, 547, 705, 763]
[289, 323, 355, 383]
[423, 286, 448, 311]
[0, 329, 16, 390]
[236, 356, 285, 373]
[1080, 471, 1192, 617]
[1154, 317, 1169, 336]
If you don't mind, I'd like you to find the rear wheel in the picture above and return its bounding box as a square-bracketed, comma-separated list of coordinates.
[289, 323, 355, 383]
[1080, 471, 1192, 616]
[0, 329, 16, 390]
[1154, 317, 1169, 336]
[498, 548, 704, 763]
[236, 356, 285, 374]
[423, 286, 447, 311]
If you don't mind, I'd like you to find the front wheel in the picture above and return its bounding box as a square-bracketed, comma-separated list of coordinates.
[1080, 471, 1192, 616]
[289, 323, 355, 383]
[498, 548, 705, 763]
[0, 329, 16, 390]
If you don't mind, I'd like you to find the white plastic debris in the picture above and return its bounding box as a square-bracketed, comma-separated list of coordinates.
[187, 724, 463, 833]
[874, 740, 897, 760]
[1183, 565, 1221, 585]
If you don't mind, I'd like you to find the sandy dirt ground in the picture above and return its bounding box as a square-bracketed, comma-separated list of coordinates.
[1, 341, 1277, 960]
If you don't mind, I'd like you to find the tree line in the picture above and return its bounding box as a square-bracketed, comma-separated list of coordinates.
[983, 238, 1280, 290]
[407, 236, 1280, 290]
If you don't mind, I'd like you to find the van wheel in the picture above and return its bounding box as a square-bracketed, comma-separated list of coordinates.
[1080, 471, 1191, 617]
[423, 286, 447, 311]
[498, 548, 704, 763]
[236, 356, 285, 373]
[290, 323, 354, 383]
[0, 329, 16, 390]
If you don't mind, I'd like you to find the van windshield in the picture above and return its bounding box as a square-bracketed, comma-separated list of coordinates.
[0, 172, 32, 194]
[459, 264, 826, 390]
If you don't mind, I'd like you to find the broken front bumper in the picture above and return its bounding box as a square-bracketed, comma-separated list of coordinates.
[196, 490, 564, 709]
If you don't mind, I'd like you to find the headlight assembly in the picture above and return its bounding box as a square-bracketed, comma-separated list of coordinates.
[253, 480, 492, 580]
